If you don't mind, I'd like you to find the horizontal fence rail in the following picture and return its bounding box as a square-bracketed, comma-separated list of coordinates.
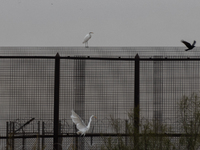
[1, 55, 200, 60]
[0, 133, 197, 139]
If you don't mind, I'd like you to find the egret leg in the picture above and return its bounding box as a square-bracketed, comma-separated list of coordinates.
[85, 42, 88, 48]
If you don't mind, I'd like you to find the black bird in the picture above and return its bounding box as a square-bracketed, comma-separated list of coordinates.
[181, 40, 196, 51]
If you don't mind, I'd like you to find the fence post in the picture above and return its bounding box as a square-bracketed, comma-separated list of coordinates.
[53, 53, 60, 150]
[42, 122, 45, 149]
[134, 54, 140, 149]
[6, 122, 8, 150]
[12, 122, 14, 150]
[125, 120, 128, 146]
[38, 121, 40, 150]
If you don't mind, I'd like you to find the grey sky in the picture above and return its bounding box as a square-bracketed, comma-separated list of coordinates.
[0, 0, 199, 47]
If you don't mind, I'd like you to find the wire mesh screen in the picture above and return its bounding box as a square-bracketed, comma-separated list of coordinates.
[0, 58, 55, 149]
[0, 54, 200, 149]
[0, 59, 11, 136]
[59, 59, 135, 134]
[9, 59, 55, 121]
[140, 60, 200, 133]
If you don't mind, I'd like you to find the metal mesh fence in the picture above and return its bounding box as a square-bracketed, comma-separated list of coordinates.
[59, 59, 135, 134]
[140, 60, 200, 133]
[0, 53, 199, 149]
[9, 58, 55, 121]
[0, 46, 200, 58]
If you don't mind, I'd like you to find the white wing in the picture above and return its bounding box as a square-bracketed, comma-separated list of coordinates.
[71, 110, 87, 130]
[83, 34, 91, 43]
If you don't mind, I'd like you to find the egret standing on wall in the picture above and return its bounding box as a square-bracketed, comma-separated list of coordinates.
[83, 32, 94, 48]
[71, 110, 97, 136]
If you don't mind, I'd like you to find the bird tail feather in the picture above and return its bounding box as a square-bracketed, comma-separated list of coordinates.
[77, 131, 81, 135]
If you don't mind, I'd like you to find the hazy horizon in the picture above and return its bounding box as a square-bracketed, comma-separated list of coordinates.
[0, 1, 199, 47]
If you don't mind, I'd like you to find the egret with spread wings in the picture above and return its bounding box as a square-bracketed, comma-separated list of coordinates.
[71, 110, 97, 136]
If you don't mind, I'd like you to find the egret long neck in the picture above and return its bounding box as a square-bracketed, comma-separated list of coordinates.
[87, 116, 93, 128]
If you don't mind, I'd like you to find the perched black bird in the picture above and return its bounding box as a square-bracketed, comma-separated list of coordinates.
[181, 40, 196, 51]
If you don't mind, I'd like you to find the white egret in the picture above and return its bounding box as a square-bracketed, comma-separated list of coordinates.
[71, 110, 97, 136]
[82, 32, 94, 48]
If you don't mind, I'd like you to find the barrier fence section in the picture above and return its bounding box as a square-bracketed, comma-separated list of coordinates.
[0, 54, 199, 149]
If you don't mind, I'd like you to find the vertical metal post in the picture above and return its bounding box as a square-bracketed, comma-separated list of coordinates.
[134, 54, 140, 149]
[22, 131, 25, 150]
[12, 122, 14, 150]
[125, 120, 128, 146]
[42, 122, 45, 149]
[6, 122, 8, 150]
[38, 121, 40, 150]
[53, 53, 60, 150]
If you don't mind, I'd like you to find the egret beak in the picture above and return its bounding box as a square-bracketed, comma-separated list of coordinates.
[91, 32, 94, 34]
[94, 116, 97, 119]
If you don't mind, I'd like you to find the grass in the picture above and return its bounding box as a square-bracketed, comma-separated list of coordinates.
[3, 93, 200, 149]
[101, 93, 200, 150]
[101, 115, 175, 150]
[178, 93, 200, 150]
